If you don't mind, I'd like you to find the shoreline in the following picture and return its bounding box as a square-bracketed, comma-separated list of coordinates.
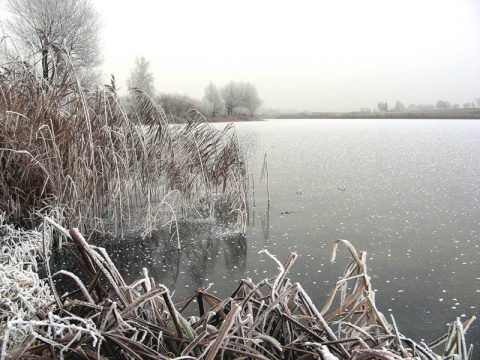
[269, 108, 480, 120]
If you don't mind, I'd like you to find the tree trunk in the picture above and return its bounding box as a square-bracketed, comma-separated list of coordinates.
[42, 49, 49, 80]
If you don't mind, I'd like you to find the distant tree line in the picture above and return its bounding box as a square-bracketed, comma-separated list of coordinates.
[125, 56, 261, 119]
[366, 98, 480, 113]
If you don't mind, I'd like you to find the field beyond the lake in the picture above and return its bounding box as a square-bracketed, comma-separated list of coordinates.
[271, 107, 480, 119]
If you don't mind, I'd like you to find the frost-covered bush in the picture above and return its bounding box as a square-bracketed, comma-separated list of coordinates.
[0, 213, 54, 353]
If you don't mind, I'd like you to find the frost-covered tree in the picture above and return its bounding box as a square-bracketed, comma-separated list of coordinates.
[393, 101, 405, 112]
[202, 82, 224, 116]
[221, 81, 239, 116]
[242, 82, 262, 115]
[417, 103, 435, 111]
[436, 100, 451, 109]
[377, 101, 389, 112]
[159, 93, 199, 117]
[4, 0, 103, 85]
[221, 81, 261, 116]
[127, 56, 155, 97]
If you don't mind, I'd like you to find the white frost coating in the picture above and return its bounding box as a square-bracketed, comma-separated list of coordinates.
[303, 343, 339, 360]
[4, 314, 103, 357]
[258, 249, 284, 300]
[54, 270, 95, 304]
[0, 214, 55, 354]
[319, 345, 340, 360]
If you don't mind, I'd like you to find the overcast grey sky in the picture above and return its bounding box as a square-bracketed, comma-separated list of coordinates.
[2, 0, 479, 112]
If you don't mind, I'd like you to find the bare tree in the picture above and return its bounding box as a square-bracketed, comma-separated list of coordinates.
[221, 81, 261, 116]
[221, 81, 239, 116]
[202, 82, 224, 116]
[242, 82, 262, 115]
[127, 56, 155, 97]
[4, 0, 102, 85]
[377, 102, 388, 112]
[158, 93, 200, 117]
[417, 103, 435, 111]
[436, 100, 451, 109]
[393, 101, 405, 112]
[475, 97, 480, 108]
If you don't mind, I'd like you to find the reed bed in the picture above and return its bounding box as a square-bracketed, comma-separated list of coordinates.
[1, 216, 475, 359]
[0, 57, 247, 239]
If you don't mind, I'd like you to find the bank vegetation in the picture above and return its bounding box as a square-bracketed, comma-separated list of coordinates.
[0, 215, 475, 359]
[0, 55, 247, 239]
[272, 108, 480, 120]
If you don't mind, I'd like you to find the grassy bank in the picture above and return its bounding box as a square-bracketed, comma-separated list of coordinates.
[0, 215, 475, 359]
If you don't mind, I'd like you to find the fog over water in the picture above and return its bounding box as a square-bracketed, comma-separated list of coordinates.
[0, 0, 478, 111]
[77, 0, 480, 111]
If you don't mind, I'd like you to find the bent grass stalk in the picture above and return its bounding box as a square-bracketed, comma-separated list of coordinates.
[4, 219, 475, 358]
[3, 220, 474, 358]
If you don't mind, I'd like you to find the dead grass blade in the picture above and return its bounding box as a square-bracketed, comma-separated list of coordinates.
[1, 216, 475, 359]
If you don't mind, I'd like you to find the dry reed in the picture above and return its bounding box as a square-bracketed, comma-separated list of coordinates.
[0, 53, 247, 239]
[1, 217, 475, 359]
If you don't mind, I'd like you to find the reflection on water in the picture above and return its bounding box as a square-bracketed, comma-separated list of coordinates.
[52, 220, 248, 299]
[260, 209, 270, 243]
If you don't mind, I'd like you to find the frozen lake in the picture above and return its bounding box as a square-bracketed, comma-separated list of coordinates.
[57, 119, 479, 351]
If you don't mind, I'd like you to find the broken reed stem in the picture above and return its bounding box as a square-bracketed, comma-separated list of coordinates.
[1, 218, 475, 359]
[205, 303, 241, 360]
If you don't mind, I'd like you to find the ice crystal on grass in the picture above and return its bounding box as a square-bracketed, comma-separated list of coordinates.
[0, 213, 54, 353]
[0, 218, 476, 359]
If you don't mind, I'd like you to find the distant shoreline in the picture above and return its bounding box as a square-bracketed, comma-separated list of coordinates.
[192, 109, 480, 123]
[269, 108, 480, 120]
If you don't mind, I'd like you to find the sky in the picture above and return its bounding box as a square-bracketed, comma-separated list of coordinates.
[1, 0, 479, 112]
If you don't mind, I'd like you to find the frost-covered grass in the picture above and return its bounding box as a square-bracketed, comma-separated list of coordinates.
[0, 213, 54, 354]
[0, 217, 475, 359]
